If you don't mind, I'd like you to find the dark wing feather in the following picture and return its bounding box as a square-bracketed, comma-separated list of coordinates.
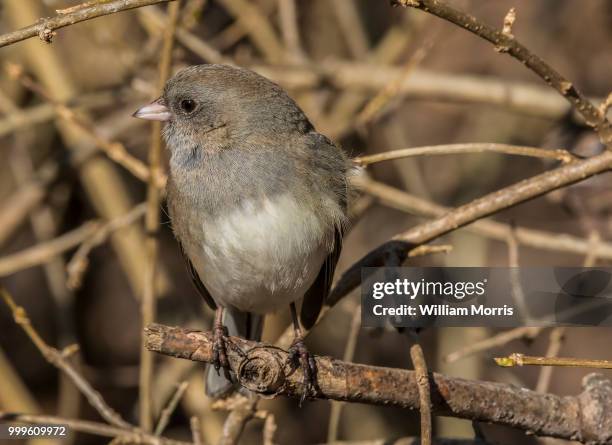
[300, 227, 343, 329]
[181, 247, 217, 310]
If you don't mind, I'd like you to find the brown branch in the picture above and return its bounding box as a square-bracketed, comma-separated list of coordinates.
[254, 62, 578, 120]
[0, 289, 131, 430]
[0, 221, 101, 277]
[535, 327, 566, 394]
[154, 381, 188, 436]
[353, 175, 612, 259]
[6, 64, 164, 187]
[495, 353, 612, 370]
[66, 203, 147, 290]
[145, 323, 612, 444]
[392, 0, 612, 145]
[354, 143, 577, 166]
[140, 0, 180, 432]
[217, 396, 258, 445]
[444, 327, 544, 364]
[392, 150, 612, 245]
[0, 0, 176, 48]
[190, 417, 203, 445]
[327, 305, 362, 442]
[409, 344, 431, 445]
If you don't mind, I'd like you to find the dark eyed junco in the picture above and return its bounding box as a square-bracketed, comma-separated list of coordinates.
[133, 64, 349, 400]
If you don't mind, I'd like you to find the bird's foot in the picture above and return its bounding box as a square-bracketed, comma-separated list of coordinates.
[212, 323, 232, 381]
[287, 336, 318, 405]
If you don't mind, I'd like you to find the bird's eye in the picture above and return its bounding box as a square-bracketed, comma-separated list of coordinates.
[180, 99, 196, 113]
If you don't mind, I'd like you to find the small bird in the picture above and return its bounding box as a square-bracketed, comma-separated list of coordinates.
[134, 64, 349, 400]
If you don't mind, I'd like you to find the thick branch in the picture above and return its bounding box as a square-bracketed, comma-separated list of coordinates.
[145, 324, 612, 444]
[393, 150, 612, 244]
[0, 0, 175, 48]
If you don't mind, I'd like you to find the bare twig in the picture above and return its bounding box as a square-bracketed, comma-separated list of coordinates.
[327, 305, 362, 442]
[216, 0, 285, 63]
[146, 323, 612, 444]
[66, 203, 147, 290]
[140, 0, 181, 432]
[0, 221, 101, 277]
[255, 62, 579, 120]
[0, 162, 57, 248]
[0, 0, 176, 47]
[216, 395, 258, 445]
[277, 0, 306, 63]
[139, 7, 227, 64]
[410, 344, 431, 445]
[408, 244, 452, 257]
[355, 39, 433, 128]
[444, 327, 543, 364]
[495, 353, 612, 370]
[154, 381, 189, 436]
[331, 0, 370, 58]
[352, 175, 612, 259]
[393, 0, 612, 144]
[0, 289, 131, 429]
[190, 417, 204, 445]
[354, 143, 577, 166]
[535, 328, 566, 393]
[391, 150, 612, 245]
[6, 64, 164, 187]
[506, 226, 531, 323]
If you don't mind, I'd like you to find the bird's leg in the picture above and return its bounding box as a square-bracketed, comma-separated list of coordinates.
[287, 302, 318, 404]
[212, 307, 231, 380]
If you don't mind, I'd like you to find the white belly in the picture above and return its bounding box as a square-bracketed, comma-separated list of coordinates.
[185, 194, 331, 314]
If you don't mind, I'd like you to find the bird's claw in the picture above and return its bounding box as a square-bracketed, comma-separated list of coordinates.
[212, 323, 232, 381]
[287, 336, 318, 405]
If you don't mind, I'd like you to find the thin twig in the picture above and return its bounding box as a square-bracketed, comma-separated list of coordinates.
[495, 353, 612, 369]
[327, 305, 362, 442]
[393, 0, 612, 145]
[331, 0, 370, 58]
[0, 221, 101, 277]
[255, 61, 581, 120]
[410, 344, 432, 445]
[0, 0, 176, 47]
[353, 143, 577, 166]
[444, 327, 543, 364]
[190, 416, 204, 445]
[66, 203, 147, 290]
[355, 39, 433, 127]
[352, 175, 612, 259]
[506, 226, 531, 323]
[0, 289, 132, 429]
[140, 0, 181, 432]
[6, 64, 164, 187]
[391, 150, 612, 245]
[535, 328, 566, 393]
[216, 395, 258, 445]
[216, 0, 285, 63]
[277, 0, 306, 63]
[154, 381, 189, 436]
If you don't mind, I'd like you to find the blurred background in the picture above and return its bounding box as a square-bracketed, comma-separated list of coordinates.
[0, 0, 611, 444]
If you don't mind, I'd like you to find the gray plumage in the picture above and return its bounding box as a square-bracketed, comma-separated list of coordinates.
[136, 64, 349, 397]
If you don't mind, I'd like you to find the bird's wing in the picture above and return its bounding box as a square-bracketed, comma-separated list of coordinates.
[300, 226, 343, 330]
[180, 247, 217, 310]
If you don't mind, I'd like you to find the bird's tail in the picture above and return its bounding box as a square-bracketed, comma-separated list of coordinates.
[205, 307, 264, 398]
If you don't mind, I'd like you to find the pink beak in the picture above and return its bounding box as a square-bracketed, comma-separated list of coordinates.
[132, 98, 171, 121]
